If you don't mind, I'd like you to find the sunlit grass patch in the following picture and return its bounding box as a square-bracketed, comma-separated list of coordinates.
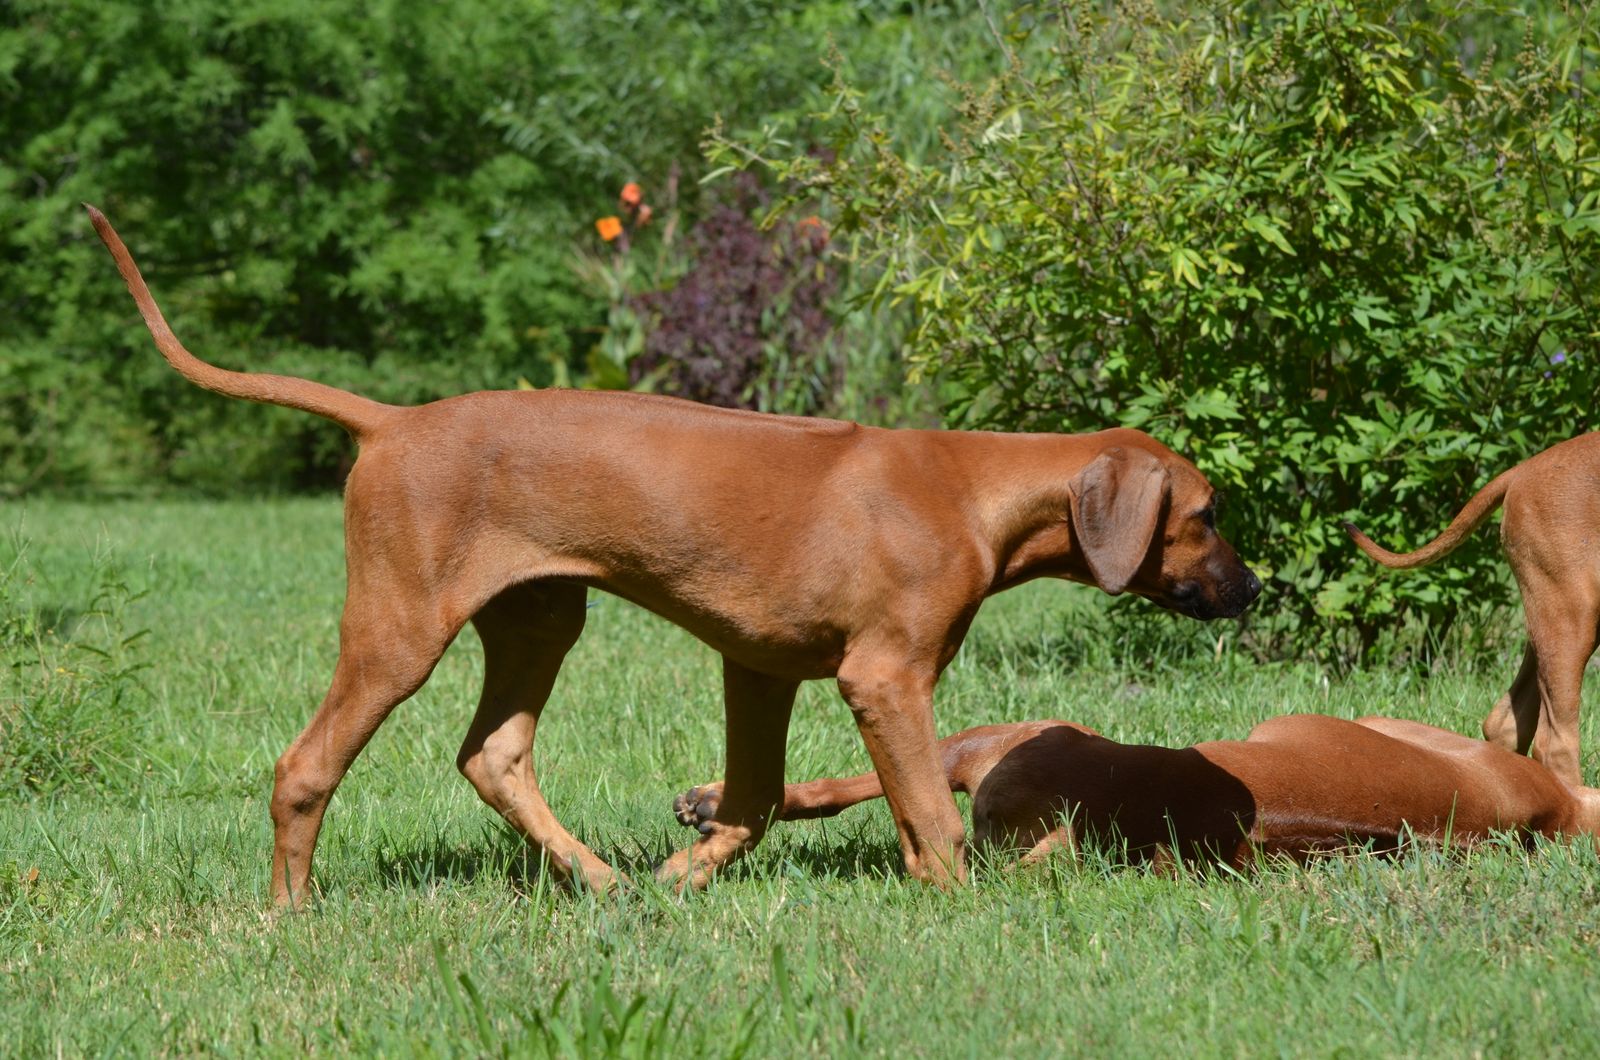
[1, 499, 1597, 1054]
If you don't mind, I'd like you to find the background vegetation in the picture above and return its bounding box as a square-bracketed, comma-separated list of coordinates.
[6, 0, 1598, 653]
[2, 0, 977, 493]
[8, 5, 1600, 1049]
[715, 0, 1600, 654]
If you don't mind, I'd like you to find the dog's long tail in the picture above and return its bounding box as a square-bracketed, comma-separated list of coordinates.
[1342, 467, 1517, 569]
[84, 204, 395, 438]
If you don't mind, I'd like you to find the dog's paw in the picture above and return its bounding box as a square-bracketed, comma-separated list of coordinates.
[672, 782, 724, 834]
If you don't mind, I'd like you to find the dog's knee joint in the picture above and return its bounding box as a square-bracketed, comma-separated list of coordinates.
[838, 666, 927, 715]
[456, 740, 526, 802]
[270, 760, 329, 823]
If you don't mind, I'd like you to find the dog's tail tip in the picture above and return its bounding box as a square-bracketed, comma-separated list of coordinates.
[1341, 517, 1408, 565]
[1341, 519, 1376, 548]
[83, 204, 115, 243]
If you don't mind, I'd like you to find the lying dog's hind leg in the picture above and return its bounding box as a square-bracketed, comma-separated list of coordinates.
[656, 658, 797, 891]
[1013, 828, 1078, 869]
[456, 581, 616, 892]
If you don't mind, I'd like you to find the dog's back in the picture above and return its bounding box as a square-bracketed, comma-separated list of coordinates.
[1224, 715, 1579, 848]
[971, 714, 1590, 867]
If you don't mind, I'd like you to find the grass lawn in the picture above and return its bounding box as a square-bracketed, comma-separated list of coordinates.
[3, 499, 1599, 1055]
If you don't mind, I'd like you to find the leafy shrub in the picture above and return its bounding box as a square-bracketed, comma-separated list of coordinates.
[0, 532, 150, 796]
[574, 172, 938, 424]
[2, 0, 991, 493]
[628, 175, 839, 412]
[715, 0, 1600, 658]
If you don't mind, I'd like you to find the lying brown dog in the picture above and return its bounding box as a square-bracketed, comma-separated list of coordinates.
[1345, 433, 1600, 785]
[86, 206, 1261, 906]
[674, 714, 1600, 869]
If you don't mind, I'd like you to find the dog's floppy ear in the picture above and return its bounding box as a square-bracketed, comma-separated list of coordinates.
[1068, 446, 1168, 595]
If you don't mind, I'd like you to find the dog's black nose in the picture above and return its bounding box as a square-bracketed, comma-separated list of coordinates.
[1245, 569, 1263, 600]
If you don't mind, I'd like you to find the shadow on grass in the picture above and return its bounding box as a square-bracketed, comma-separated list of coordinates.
[371, 819, 908, 896]
[370, 811, 1491, 899]
[372, 827, 558, 895]
[718, 828, 906, 885]
[33, 603, 84, 639]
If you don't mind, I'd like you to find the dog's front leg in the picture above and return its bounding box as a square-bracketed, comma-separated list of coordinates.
[656, 658, 798, 891]
[837, 657, 966, 885]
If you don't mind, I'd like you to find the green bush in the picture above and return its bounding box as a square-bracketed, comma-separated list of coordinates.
[716, 0, 1600, 658]
[1, 0, 989, 493]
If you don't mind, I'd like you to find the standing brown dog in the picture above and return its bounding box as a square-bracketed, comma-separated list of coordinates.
[674, 714, 1600, 868]
[86, 205, 1261, 906]
[1345, 433, 1600, 785]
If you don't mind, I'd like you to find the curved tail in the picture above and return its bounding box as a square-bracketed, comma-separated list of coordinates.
[84, 204, 395, 438]
[1343, 467, 1516, 569]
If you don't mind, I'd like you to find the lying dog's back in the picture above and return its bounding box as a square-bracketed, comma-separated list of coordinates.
[1207, 716, 1582, 859]
[906, 715, 1595, 865]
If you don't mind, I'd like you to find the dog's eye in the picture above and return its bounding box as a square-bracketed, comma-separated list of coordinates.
[1201, 507, 1216, 529]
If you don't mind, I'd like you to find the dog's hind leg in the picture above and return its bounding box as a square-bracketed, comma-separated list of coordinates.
[270, 584, 458, 909]
[1524, 589, 1599, 786]
[1482, 644, 1539, 753]
[1498, 494, 1600, 784]
[455, 581, 616, 892]
[1013, 828, 1078, 869]
[656, 658, 798, 890]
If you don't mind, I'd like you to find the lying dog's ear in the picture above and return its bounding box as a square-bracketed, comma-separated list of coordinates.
[1068, 446, 1168, 595]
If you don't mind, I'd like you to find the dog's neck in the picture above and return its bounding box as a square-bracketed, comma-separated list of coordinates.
[958, 433, 1100, 591]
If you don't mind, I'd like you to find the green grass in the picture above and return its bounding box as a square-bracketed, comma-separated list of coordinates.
[3, 499, 1600, 1055]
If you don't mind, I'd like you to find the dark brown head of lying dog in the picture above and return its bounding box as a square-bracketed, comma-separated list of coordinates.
[1068, 429, 1262, 620]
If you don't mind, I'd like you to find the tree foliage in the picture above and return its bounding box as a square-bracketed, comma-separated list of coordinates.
[1, 0, 978, 492]
[717, 0, 1600, 655]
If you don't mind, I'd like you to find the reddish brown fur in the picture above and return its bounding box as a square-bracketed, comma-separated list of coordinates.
[86, 205, 1261, 906]
[674, 715, 1600, 868]
[1346, 434, 1600, 784]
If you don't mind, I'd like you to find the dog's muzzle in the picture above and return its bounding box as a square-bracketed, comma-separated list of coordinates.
[1169, 568, 1262, 621]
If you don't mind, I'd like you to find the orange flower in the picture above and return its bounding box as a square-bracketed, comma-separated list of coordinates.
[636, 204, 653, 226]
[619, 182, 643, 208]
[595, 216, 623, 242]
[797, 215, 828, 241]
